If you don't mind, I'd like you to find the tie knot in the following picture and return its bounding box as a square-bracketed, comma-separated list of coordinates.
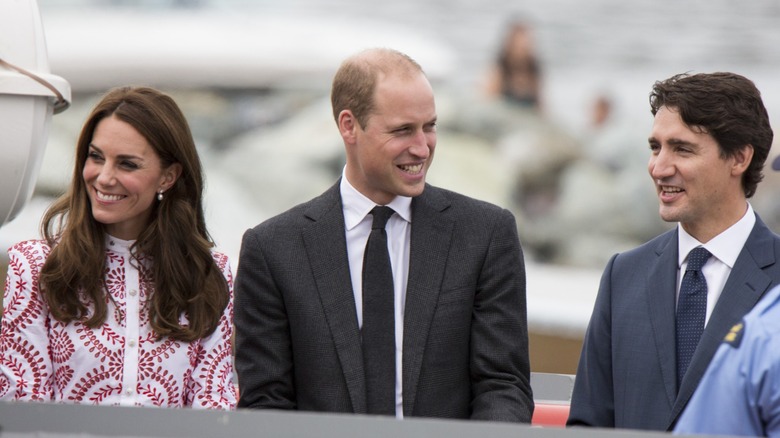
[370, 206, 394, 230]
[686, 247, 712, 272]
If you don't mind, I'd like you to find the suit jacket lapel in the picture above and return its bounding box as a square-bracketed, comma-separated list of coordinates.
[645, 230, 680, 409]
[301, 182, 367, 413]
[402, 186, 454, 416]
[670, 216, 777, 426]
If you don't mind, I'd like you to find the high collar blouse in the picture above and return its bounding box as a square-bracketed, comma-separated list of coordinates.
[0, 237, 236, 409]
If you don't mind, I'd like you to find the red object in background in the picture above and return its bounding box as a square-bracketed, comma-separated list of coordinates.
[531, 402, 570, 427]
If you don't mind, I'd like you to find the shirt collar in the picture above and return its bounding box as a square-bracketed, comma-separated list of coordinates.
[105, 233, 136, 254]
[677, 203, 755, 269]
[340, 168, 412, 231]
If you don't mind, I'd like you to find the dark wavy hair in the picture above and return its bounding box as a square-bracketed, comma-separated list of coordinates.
[39, 86, 228, 341]
[330, 47, 424, 129]
[649, 72, 773, 198]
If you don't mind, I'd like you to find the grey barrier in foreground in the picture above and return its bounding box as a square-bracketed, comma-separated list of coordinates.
[0, 374, 734, 438]
[0, 399, 734, 438]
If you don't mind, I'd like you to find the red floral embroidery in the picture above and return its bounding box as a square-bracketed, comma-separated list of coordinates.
[1, 239, 235, 409]
[1, 337, 51, 399]
[54, 365, 74, 398]
[50, 326, 75, 363]
[89, 383, 122, 404]
[138, 384, 167, 407]
[104, 264, 125, 300]
[0, 373, 9, 397]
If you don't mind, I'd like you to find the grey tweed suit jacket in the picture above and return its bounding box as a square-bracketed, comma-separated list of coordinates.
[568, 215, 780, 431]
[234, 182, 533, 422]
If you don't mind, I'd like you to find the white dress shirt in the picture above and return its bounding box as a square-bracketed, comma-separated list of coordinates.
[677, 203, 756, 325]
[340, 173, 411, 418]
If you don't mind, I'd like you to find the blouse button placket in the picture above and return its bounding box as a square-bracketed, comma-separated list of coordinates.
[121, 254, 141, 406]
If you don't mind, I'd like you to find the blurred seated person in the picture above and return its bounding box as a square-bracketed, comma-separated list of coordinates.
[483, 19, 542, 111]
[0, 86, 236, 409]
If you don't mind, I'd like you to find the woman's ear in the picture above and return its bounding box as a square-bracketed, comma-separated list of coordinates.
[161, 163, 183, 191]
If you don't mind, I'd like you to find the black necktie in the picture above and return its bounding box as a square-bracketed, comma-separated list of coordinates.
[362, 206, 395, 415]
[676, 247, 712, 389]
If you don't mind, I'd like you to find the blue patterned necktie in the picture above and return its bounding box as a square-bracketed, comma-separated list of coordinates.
[676, 246, 712, 390]
[362, 206, 396, 415]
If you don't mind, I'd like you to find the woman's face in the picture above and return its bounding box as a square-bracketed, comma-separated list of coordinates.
[82, 115, 178, 240]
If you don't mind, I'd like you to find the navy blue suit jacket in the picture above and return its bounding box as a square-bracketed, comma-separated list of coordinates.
[568, 215, 780, 431]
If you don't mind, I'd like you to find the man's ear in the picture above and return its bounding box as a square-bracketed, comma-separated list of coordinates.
[338, 110, 358, 144]
[731, 145, 754, 176]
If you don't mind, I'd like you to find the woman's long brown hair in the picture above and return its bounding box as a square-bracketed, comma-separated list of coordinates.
[39, 86, 228, 342]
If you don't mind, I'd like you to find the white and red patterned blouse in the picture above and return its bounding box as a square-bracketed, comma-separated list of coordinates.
[0, 237, 237, 409]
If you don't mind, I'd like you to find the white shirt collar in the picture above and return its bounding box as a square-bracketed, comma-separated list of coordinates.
[340, 168, 412, 230]
[678, 203, 755, 269]
[105, 234, 136, 254]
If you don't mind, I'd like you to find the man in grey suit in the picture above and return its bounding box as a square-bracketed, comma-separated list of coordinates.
[234, 48, 533, 422]
[568, 72, 780, 431]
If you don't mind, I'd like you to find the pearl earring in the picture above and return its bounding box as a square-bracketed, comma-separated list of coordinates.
[157, 190, 164, 201]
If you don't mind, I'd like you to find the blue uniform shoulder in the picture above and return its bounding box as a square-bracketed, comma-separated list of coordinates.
[724, 284, 780, 349]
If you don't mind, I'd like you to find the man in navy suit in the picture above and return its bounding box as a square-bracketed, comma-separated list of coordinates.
[568, 72, 780, 431]
[233, 48, 533, 421]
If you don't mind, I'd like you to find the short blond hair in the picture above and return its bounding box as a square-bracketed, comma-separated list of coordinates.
[330, 48, 424, 128]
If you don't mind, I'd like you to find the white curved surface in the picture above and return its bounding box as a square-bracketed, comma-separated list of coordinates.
[0, 0, 71, 227]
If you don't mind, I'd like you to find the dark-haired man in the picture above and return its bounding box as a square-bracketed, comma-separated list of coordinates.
[568, 72, 780, 431]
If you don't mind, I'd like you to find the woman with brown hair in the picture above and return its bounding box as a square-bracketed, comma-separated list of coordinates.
[0, 86, 236, 409]
[484, 19, 542, 111]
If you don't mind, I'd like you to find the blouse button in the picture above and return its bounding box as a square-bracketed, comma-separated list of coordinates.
[129, 289, 137, 297]
[128, 340, 137, 348]
[125, 388, 134, 396]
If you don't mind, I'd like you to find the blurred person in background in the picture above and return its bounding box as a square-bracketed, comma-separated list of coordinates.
[483, 19, 543, 111]
[542, 92, 668, 267]
[0, 86, 236, 408]
[568, 72, 780, 431]
[470, 18, 584, 265]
